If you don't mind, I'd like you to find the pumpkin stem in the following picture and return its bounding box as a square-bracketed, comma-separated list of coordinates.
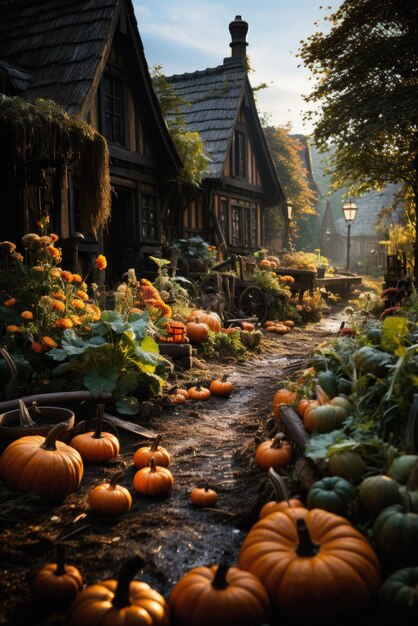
[109, 470, 125, 489]
[40, 422, 70, 451]
[314, 385, 330, 406]
[54, 543, 67, 577]
[149, 457, 157, 473]
[295, 519, 320, 557]
[212, 562, 230, 590]
[18, 399, 36, 428]
[112, 553, 146, 608]
[221, 374, 229, 382]
[93, 403, 105, 439]
[270, 433, 286, 449]
[268, 468, 290, 503]
[150, 435, 162, 452]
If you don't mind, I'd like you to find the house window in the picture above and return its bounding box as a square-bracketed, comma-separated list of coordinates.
[219, 198, 228, 239]
[231, 202, 258, 248]
[104, 73, 124, 145]
[234, 130, 247, 178]
[231, 205, 242, 246]
[141, 186, 158, 240]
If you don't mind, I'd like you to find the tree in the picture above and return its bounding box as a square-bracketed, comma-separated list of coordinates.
[262, 124, 317, 248]
[151, 66, 207, 187]
[299, 0, 418, 278]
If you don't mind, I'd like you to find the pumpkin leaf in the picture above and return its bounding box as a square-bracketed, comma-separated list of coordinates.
[115, 396, 140, 415]
[84, 365, 119, 396]
[305, 429, 345, 460]
[381, 316, 410, 352]
[115, 371, 140, 396]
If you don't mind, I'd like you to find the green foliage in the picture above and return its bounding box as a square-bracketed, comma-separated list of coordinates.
[251, 267, 291, 319]
[200, 330, 247, 359]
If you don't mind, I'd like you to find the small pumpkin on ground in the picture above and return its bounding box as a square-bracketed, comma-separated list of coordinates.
[133, 435, 170, 469]
[359, 474, 402, 516]
[88, 470, 132, 517]
[372, 494, 418, 570]
[188, 383, 211, 401]
[0, 422, 83, 501]
[168, 562, 270, 626]
[133, 457, 174, 497]
[259, 468, 304, 519]
[33, 544, 83, 607]
[238, 507, 381, 618]
[209, 374, 233, 397]
[272, 388, 296, 419]
[185, 318, 210, 344]
[168, 386, 189, 405]
[255, 433, 293, 471]
[328, 450, 367, 484]
[68, 553, 169, 626]
[190, 485, 218, 508]
[303, 385, 352, 433]
[307, 476, 357, 517]
[70, 404, 119, 463]
[282, 320, 295, 329]
[241, 321, 255, 331]
[379, 566, 418, 620]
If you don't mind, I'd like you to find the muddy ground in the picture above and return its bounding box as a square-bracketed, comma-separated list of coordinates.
[0, 309, 346, 626]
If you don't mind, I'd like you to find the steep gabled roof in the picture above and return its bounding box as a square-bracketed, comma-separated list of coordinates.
[167, 60, 285, 204]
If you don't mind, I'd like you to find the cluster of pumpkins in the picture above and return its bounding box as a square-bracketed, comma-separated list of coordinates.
[168, 375, 234, 404]
[185, 309, 257, 344]
[263, 319, 295, 335]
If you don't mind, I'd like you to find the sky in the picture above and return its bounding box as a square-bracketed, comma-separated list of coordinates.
[134, 0, 339, 135]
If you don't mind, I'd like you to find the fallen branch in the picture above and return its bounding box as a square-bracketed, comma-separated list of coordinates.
[277, 405, 309, 455]
[0, 391, 112, 412]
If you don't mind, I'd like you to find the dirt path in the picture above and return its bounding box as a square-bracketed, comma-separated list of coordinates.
[0, 309, 345, 625]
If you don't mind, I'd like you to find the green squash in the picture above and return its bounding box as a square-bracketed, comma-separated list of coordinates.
[303, 393, 352, 434]
[307, 476, 356, 517]
[353, 346, 392, 377]
[367, 327, 382, 346]
[379, 567, 418, 620]
[388, 455, 418, 484]
[316, 371, 338, 398]
[399, 486, 418, 512]
[311, 352, 328, 372]
[328, 451, 366, 484]
[373, 498, 418, 570]
[337, 377, 352, 396]
[359, 475, 402, 516]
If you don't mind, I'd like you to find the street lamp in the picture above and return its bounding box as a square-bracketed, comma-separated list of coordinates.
[342, 200, 357, 271]
[285, 201, 293, 248]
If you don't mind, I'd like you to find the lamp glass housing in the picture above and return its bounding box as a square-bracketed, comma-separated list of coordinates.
[287, 201, 293, 220]
[342, 201, 357, 223]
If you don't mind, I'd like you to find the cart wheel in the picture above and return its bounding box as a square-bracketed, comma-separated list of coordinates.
[238, 286, 268, 323]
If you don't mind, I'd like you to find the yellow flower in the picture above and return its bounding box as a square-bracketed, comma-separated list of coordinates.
[69, 315, 82, 325]
[6, 325, 21, 333]
[96, 254, 107, 270]
[52, 300, 66, 312]
[50, 269, 61, 279]
[4, 298, 16, 307]
[71, 299, 85, 310]
[42, 336, 57, 349]
[21, 310, 33, 320]
[76, 290, 89, 301]
[55, 318, 73, 329]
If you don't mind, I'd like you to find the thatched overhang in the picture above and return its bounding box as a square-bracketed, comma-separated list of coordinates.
[0, 95, 110, 234]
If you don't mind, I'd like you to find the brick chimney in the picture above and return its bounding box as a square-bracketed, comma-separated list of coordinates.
[224, 15, 248, 65]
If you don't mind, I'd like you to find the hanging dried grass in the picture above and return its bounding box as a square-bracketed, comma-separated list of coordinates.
[0, 96, 111, 234]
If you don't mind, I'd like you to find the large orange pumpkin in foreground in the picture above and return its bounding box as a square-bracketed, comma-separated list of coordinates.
[169, 562, 269, 626]
[238, 507, 380, 618]
[68, 554, 169, 625]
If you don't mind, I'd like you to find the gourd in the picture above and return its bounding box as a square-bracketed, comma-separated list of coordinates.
[185, 319, 210, 343]
[272, 388, 296, 419]
[0, 422, 83, 501]
[33, 544, 83, 607]
[379, 567, 418, 619]
[70, 404, 119, 463]
[359, 474, 401, 515]
[303, 386, 352, 433]
[168, 562, 269, 626]
[372, 495, 418, 570]
[209, 375, 233, 397]
[255, 433, 293, 471]
[353, 346, 393, 377]
[133, 435, 170, 469]
[388, 455, 418, 484]
[188, 383, 211, 401]
[259, 468, 304, 519]
[133, 457, 174, 497]
[328, 450, 367, 483]
[190, 485, 218, 508]
[68, 553, 169, 626]
[238, 507, 380, 618]
[88, 471, 132, 516]
[307, 476, 356, 517]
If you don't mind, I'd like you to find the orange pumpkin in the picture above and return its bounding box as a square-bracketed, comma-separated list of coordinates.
[272, 388, 296, 419]
[209, 375, 233, 397]
[188, 383, 211, 401]
[221, 326, 240, 335]
[88, 471, 132, 517]
[33, 544, 83, 607]
[133, 435, 170, 469]
[168, 562, 269, 626]
[241, 321, 255, 331]
[238, 507, 380, 618]
[187, 310, 221, 332]
[190, 485, 218, 508]
[185, 319, 210, 344]
[259, 259, 271, 269]
[283, 320, 295, 328]
[133, 457, 174, 496]
[68, 554, 169, 626]
[255, 434, 293, 471]
[70, 404, 119, 463]
[0, 422, 84, 501]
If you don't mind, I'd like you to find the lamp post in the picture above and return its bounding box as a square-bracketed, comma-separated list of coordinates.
[342, 200, 357, 272]
[286, 201, 293, 248]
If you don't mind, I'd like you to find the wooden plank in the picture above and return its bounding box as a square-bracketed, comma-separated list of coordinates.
[103, 413, 157, 439]
[277, 405, 309, 455]
[158, 343, 192, 357]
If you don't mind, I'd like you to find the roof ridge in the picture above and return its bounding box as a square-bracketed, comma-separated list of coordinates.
[167, 60, 245, 83]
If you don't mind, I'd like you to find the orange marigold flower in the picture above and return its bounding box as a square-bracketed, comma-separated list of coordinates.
[46, 245, 61, 259]
[141, 285, 160, 301]
[55, 318, 73, 329]
[60, 270, 73, 283]
[140, 278, 152, 287]
[96, 254, 107, 270]
[6, 325, 21, 333]
[42, 336, 57, 349]
[12, 252, 24, 262]
[52, 300, 66, 312]
[32, 342, 45, 353]
[39, 236, 52, 245]
[50, 233, 59, 243]
[32, 265, 44, 272]
[1, 241, 16, 253]
[69, 315, 82, 325]
[72, 273, 82, 283]
[129, 307, 142, 315]
[76, 290, 89, 301]
[50, 269, 61, 279]
[21, 310, 33, 320]
[4, 298, 16, 307]
[52, 291, 66, 301]
[84, 325, 92, 332]
[71, 298, 85, 310]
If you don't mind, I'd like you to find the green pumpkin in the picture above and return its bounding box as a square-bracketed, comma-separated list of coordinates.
[337, 377, 352, 396]
[303, 394, 352, 434]
[316, 371, 338, 398]
[359, 475, 402, 515]
[311, 352, 328, 372]
[367, 327, 382, 346]
[379, 567, 418, 619]
[328, 451, 366, 484]
[307, 476, 356, 517]
[388, 455, 418, 484]
[353, 346, 393, 377]
[399, 486, 418, 512]
[373, 498, 418, 570]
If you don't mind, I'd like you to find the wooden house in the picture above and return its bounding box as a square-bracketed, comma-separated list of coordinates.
[0, 0, 181, 285]
[165, 16, 287, 257]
